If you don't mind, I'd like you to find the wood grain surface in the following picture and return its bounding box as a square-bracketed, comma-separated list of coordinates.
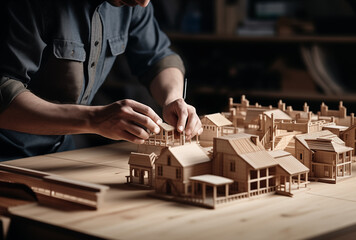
[4, 142, 356, 240]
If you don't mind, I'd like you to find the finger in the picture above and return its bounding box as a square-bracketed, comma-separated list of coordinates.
[129, 100, 162, 124]
[119, 130, 146, 144]
[176, 101, 188, 133]
[120, 119, 150, 140]
[126, 111, 161, 135]
[186, 117, 202, 140]
[184, 106, 198, 136]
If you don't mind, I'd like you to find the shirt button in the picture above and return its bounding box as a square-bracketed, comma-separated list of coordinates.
[91, 62, 95, 68]
[71, 50, 75, 56]
[94, 41, 99, 47]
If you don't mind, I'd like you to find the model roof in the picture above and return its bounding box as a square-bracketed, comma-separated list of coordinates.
[295, 130, 344, 149]
[202, 113, 232, 127]
[323, 125, 348, 131]
[269, 151, 309, 175]
[264, 109, 292, 120]
[217, 133, 277, 169]
[189, 174, 233, 186]
[159, 122, 175, 131]
[128, 152, 156, 167]
[168, 143, 211, 167]
[305, 139, 353, 153]
[240, 151, 278, 169]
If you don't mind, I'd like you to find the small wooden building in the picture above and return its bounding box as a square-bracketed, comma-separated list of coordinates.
[269, 150, 309, 196]
[213, 133, 279, 196]
[340, 124, 356, 156]
[200, 113, 233, 147]
[128, 152, 157, 187]
[155, 143, 212, 196]
[295, 130, 353, 183]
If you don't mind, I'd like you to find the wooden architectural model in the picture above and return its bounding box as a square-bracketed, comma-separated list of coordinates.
[0, 164, 108, 209]
[127, 152, 157, 187]
[125, 96, 355, 208]
[155, 143, 211, 196]
[199, 113, 235, 147]
[295, 130, 353, 183]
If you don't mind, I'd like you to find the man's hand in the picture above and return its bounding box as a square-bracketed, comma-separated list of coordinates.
[91, 99, 162, 144]
[162, 98, 202, 140]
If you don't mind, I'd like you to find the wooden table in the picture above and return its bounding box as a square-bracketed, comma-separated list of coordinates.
[3, 142, 356, 240]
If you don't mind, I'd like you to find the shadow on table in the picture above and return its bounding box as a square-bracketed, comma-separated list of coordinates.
[308, 223, 356, 240]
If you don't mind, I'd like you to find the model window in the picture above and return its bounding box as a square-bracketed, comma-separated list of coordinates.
[299, 153, 303, 160]
[134, 169, 139, 177]
[176, 168, 182, 179]
[167, 156, 171, 166]
[157, 166, 163, 176]
[324, 166, 329, 177]
[230, 161, 236, 172]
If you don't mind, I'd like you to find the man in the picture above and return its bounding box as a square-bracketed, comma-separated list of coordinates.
[0, 0, 202, 161]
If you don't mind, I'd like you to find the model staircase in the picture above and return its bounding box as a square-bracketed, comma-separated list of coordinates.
[274, 132, 297, 152]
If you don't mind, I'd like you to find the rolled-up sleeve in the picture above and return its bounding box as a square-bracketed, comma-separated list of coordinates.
[126, 4, 185, 86]
[0, 0, 46, 112]
[0, 77, 29, 112]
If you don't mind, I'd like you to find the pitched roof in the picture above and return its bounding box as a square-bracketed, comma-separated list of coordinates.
[169, 143, 211, 167]
[159, 122, 175, 131]
[189, 174, 233, 186]
[240, 151, 278, 169]
[218, 133, 277, 169]
[305, 139, 353, 153]
[269, 150, 309, 175]
[264, 109, 292, 120]
[295, 130, 345, 149]
[128, 152, 156, 167]
[220, 133, 265, 154]
[203, 113, 232, 127]
[323, 125, 348, 131]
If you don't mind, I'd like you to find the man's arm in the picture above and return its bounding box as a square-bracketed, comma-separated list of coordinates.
[0, 91, 162, 144]
[150, 67, 202, 139]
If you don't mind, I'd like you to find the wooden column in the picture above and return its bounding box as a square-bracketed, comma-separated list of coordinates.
[266, 168, 269, 189]
[305, 173, 308, 187]
[257, 170, 260, 193]
[202, 183, 206, 202]
[191, 182, 195, 197]
[297, 174, 300, 189]
[213, 186, 217, 206]
[225, 184, 229, 197]
[289, 176, 292, 193]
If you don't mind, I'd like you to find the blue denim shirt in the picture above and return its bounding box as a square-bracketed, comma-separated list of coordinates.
[0, 0, 184, 160]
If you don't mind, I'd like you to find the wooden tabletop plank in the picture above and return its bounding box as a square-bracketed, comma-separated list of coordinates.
[5, 142, 356, 239]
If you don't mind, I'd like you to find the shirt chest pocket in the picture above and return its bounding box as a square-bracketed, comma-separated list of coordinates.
[101, 36, 128, 78]
[34, 39, 87, 104]
[108, 36, 128, 56]
[53, 39, 86, 62]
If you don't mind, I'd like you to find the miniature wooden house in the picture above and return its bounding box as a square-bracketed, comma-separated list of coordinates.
[145, 122, 176, 146]
[127, 152, 157, 187]
[295, 130, 353, 183]
[339, 123, 356, 157]
[213, 133, 279, 196]
[199, 113, 233, 147]
[269, 150, 309, 196]
[155, 143, 211, 196]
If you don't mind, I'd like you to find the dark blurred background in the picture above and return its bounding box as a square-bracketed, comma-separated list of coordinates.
[88, 0, 356, 147]
[2, 0, 356, 147]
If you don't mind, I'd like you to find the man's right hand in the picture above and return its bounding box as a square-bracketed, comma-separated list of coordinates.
[91, 99, 162, 144]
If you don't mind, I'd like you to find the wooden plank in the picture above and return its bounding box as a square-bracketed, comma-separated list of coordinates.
[5, 142, 356, 239]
